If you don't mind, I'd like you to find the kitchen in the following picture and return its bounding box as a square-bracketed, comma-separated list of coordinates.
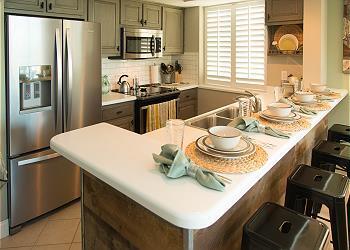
[0, 0, 349, 250]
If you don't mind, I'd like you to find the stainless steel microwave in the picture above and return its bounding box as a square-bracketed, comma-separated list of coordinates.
[122, 28, 163, 59]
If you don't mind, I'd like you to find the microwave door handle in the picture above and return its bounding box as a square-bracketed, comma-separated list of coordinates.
[65, 28, 73, 131]
[55, 28, 62, 134]
[151, 35, 155, 56]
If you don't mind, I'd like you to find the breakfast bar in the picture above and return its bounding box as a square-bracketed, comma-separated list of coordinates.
[50, 89, 348, 250]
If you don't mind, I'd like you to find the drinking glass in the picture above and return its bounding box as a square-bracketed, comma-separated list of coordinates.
[166, 119, 185, 149]
[274, 87, 283, 102]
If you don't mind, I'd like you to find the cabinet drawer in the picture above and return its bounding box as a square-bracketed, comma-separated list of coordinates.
[179, 89, 197, 102]
[102, 102, 134, 121]
[178, 100, 197, 120]
[106, 116, 134, 131]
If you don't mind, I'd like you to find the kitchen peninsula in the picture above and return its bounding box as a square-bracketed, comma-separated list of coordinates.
[51, 89, 348, 250]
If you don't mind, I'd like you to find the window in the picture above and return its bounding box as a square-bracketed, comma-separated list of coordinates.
[205, 1, 265, 88]
[205, 7, 232, 84]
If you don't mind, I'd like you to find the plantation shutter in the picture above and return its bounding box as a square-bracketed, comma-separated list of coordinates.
[206, 8, 232, 83]
[235, 2, 265, 85]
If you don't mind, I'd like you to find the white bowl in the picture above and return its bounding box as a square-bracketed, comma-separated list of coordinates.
[267, 103, 292, 117]
[310, 84, 327, 93]
[208, 126, 242, 151]
[294, 91, 315, 103]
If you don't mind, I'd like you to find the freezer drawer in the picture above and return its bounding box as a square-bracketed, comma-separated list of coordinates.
[9, 149, 80, 229]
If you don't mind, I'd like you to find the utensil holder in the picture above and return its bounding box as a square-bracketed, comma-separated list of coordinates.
[162, 73, 173, 84]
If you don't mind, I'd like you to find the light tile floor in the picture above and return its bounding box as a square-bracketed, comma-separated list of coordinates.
[0, 201, 81, 250]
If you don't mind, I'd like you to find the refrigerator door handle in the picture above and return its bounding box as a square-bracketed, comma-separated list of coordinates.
[55, 28, 62, 134]
[65, 28, 73, 131]
[18, 153, 61, 166]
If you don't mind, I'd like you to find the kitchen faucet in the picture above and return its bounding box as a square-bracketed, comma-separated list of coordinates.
[244, 90, 262, 113]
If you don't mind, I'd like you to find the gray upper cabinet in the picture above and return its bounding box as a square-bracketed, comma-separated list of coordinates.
[47, 0, 84, 17]
[5, 0, 46, 13]
[5, 0, 86, 19]
[163, 7, 183, 55]
[121, 0, 162, 29]
[266, 0, 303, 25]
[143, 3, 161, 29]
[89, 0, 121, 56]
[121, 0, 143, 28]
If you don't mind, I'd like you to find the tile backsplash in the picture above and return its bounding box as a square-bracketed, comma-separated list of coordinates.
[101, 52, 198, 87]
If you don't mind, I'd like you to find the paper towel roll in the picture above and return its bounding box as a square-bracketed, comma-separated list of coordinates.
[150, 65, 160, 84]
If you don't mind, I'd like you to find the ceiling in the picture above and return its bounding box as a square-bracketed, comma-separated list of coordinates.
[149, 0, 243, 7]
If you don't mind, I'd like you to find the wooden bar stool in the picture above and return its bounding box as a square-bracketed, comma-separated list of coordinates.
[328, 124, 350, 143]
[311, 140, 350, 178]
[242, 202, 329, 250]
[284, 164, 349, 250]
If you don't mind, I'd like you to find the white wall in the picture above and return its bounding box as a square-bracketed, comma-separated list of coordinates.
[327, 0, 350, 126]
[266, 56, 303, 86]
[303, 0, 328, 87]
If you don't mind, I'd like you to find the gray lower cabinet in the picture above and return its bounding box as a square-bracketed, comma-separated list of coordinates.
[266, 0, 303, 25]
[5, 0, 86, 19]
[163, 7, 184, 55]
[89, 0, 121, 56]
[102, 101, 135, 132]
[121, 0, 162, 29]
[178, 89, 198, 120]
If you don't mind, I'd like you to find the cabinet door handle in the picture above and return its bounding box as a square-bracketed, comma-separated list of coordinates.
[117, 46, 120, 52]
[116, 111, 123, 115]
[140, 19, 144, 25]
[144, 20, 147, 25]
[48, 2, 53, 10]
[163, 46, 166, 51]
[186, 95, 190, 98]
[40, 1, 45, 9]
[267, 14, 270, 20]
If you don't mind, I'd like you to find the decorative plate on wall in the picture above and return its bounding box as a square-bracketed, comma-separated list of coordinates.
[278, 34, 299, 52]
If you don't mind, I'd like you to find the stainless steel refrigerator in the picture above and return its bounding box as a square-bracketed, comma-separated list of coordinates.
[4, 15, 101, 233]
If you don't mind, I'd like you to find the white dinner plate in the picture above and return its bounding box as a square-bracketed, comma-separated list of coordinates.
[262, 110, 298, 121]
[195, 136, 256, 159]
[202, 136, 251, 154]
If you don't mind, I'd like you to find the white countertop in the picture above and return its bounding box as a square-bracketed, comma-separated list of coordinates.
[102, 92, 137, 106]
[52, 89, 348, 230]
[101, 84, 198, 106]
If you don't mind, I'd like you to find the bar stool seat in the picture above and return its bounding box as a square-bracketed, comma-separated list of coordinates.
[312, 140, 350, 177]
[242, 202, 329, 250]
[284, 164, 349, 250]
[328, 124, 350, 143]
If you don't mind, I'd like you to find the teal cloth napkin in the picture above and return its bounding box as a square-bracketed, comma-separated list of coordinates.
[228, 117, 290, 139]
[152, 144, 225, 192]
[279, 97, 317, 115]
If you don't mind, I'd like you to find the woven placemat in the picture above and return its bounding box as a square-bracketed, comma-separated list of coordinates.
[185, 142, 268, 174]
[300, 102, 332, 111]
[254, 113, 311, 132]
[317, 92, 342, 100]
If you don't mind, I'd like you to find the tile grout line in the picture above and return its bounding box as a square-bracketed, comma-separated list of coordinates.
[33, 218, 49, 247]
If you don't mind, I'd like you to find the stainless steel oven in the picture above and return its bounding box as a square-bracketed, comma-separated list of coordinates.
[122, 28, 163, 59]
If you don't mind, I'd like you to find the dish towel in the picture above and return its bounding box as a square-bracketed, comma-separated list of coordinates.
[152, 144, 225, 192]
[279, 98, 317, 115]
[146, 100, 177, 133]
[228, 117, 290, 139]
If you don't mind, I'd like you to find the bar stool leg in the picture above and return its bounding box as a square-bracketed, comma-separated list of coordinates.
[285, 184, 306, 214]
[329, 202, 349, 250]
